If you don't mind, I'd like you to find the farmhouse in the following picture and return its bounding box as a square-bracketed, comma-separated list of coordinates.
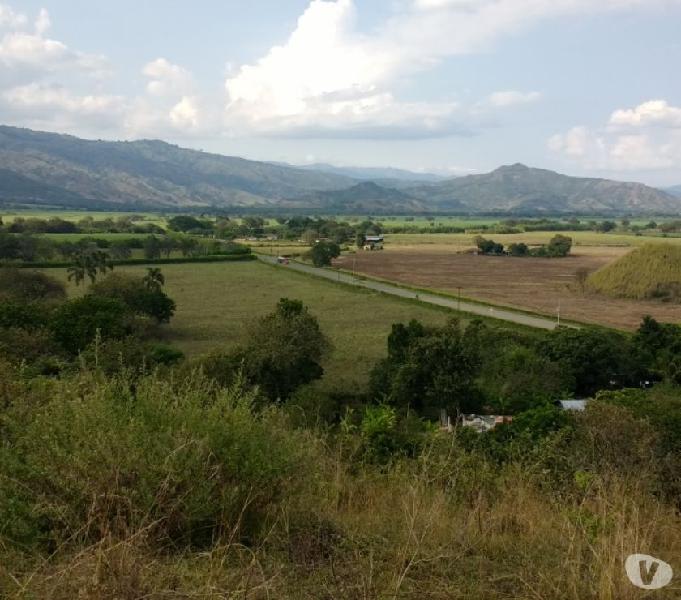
[363, 235, 384, 250]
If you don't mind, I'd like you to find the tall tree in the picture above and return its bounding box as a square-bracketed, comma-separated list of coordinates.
[67, 246, 113, 286]
[143, 268, 165, 292]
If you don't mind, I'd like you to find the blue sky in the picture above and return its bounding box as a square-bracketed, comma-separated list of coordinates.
[2, 0, 681, 185]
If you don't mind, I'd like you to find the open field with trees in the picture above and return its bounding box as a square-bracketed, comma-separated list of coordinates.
[3, 259, 681, 597]
[47, 260, 477, 389]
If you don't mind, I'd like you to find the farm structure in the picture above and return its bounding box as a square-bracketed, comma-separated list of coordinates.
[363, 235, 384, 251]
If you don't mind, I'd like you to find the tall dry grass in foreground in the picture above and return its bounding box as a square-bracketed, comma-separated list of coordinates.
[1, 369, 680, 599]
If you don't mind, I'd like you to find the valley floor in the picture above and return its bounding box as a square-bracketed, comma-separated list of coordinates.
[334, 237, 681, 330]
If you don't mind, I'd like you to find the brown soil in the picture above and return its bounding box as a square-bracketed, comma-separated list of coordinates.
[334, 248, 681, 330]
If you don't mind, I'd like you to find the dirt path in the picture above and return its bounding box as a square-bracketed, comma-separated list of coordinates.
[333, 250, 681, 330]
[259, 255, 570, 330]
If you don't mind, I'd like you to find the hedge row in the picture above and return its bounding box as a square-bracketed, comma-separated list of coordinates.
[13, 253, 257, 269]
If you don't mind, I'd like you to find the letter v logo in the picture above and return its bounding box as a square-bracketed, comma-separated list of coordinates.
[625, 554, 673, 590]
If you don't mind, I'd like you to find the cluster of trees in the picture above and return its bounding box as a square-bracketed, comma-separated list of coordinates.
[0, 233, 249, 264]
[474, 234, 572, 257]
[0, 215, 164, 235]
[0, 267, 180, 375]
[368, 317, 669, 419]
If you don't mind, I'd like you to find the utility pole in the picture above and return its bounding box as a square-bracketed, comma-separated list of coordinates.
[557, 301, 561, 327]
[458, 286, 462, 312]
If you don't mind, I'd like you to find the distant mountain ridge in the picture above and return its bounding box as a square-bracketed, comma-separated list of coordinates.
[290, 163, 447, 183]
[0, 125, 354, 210]
[666, 185, 681, 198]
[0, 125, 678, 215]
[408, 163, 681, 215]
[282, 181, 427, 213]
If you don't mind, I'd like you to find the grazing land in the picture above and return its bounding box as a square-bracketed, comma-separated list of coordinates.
[52, 260, 484, 388]
[335, 233, 681, 330]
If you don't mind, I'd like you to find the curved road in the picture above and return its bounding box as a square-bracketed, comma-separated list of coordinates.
[258, 255, 574, 331]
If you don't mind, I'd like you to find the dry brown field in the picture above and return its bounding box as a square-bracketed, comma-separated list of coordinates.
[334, 241, 681, 330]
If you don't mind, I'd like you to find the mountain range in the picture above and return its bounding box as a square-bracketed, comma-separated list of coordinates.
[667, 185, 681, 198]
[0, 125, 679, 215]
[286, 163, 447, 183]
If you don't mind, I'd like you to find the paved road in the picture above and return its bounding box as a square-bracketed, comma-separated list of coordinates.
[258, 255, 573, 330]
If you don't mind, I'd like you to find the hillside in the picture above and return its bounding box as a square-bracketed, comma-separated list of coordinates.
[667, 185, 681, 198]
[1, 126, 679, 215]
[281, 181, 428, 213]
[292, 163, 446, 183]
[587, 244, 681, 302]
[407, 164, 681, 215]
[0, 125, 354, 210]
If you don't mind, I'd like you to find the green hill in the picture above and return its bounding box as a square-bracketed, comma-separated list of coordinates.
[587, 244, 681, 302]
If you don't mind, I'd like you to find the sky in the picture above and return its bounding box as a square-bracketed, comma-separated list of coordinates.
[1, 0, 681, 186]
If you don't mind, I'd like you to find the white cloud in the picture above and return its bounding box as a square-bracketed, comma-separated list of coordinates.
[0, 5, 108, 86]
[0, 3, 26, 28]
[549, 101, 681, 171]
[486, 90, 542, 107]
[34, 8, 50, 36]
[1, 83, 126, 133]
[610, 100, 681, 129]
[143, 58, 193, 96]
[225, 0, 675, 138]
[4, 83, 122, 114]
[170, 96, 200, 129]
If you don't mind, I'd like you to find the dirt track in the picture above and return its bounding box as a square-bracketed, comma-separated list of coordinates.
[334, 249, 681, 330]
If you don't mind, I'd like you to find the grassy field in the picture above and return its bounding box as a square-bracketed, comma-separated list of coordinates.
[53, 260, 507, 390]
[385, 230, 681, 250]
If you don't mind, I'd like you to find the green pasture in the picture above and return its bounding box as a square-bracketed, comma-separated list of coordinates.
[49, 260, 498, 390]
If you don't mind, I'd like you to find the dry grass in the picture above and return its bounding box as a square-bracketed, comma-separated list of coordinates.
[4, 449, 681, 599]
[335, 245, 681, 330]
[588, 244, 681, 302]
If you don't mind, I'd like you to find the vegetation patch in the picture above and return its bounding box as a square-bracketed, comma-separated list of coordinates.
[587, 243, 681, 302]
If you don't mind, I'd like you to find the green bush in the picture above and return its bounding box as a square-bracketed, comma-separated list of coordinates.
[50, 296, 130, 354]
[90, 273, 176, 323]
[0, 372, 318, 550]
[0, 268, 66, 303]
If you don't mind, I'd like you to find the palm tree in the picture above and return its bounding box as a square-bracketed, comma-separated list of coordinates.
[143, 267, 165, 291]
[67, 246, 113, 286]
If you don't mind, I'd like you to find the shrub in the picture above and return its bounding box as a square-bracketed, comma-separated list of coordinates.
[50, 296, 129, 354]
[90, 273, 176, 324]
[0, 268, 66, 303]
[0, 302, 49, 330]
[0, 373, 318, 550]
